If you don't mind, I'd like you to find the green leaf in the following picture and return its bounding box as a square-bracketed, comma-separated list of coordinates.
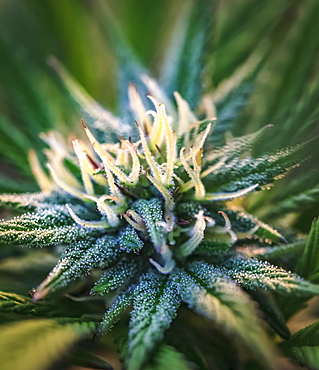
[0, 192, 48, 210]
[96, 2, 155, 126]
[0, 38, 54, 139]
[0, 319, 95, 370]
[0, 206, 102, 246]
[210, 55, 262, 145]
[195, 240, 231, 256]
[33, 236, 121, 299]
[0, 291, 62, 317]
[159, 0, 213, 108]
[99, 285, 134, 335]
[222, 257, 319, 296]
[145, 344, 190, 370]
[0, 190, 81, 211]
[265, 187, 319, 219]
[118, 226, 144, 253]
[289, 346, 319, 370]
[127, 271, 181, 370]
[92, 258, 141, 296]
[206, 125, 271, 164]
[253, 240, 305, 262]
[296, 218, 319, 282]
[69, 348, 113, 370]
[254, 219, 287, 244]
[49, 57, 133, 143]
[203, 142, 301, 193]
[211, 1, 285, 85]
[0, 174, 37, 194]
[281, 321, 319, 370]
[173, 262, 274, 369]
[132, 198, 164, 251]
[248, 290, 290, 340]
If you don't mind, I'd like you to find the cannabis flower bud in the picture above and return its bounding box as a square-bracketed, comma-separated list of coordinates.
[1, 77, 317, 370]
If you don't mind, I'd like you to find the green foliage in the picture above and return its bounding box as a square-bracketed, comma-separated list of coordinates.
[159, 0, 213, 108]
[266, 187, 319, 219]
[0, 59, 317, 369]
[253, 240, 305, 262]
[127, 272, 181, 370]
[118, 227, 144, 253]
[281, 321, 319, 370]
[50, 57, 133, 143]
[203, 140, 301, 193]
[221, 257, 319, 296]
[0, 319, 96, 370]
[174, 263, 274, 368]
[210, 57, 262, 145]
[33, 236, 121, 298]
[248, 290, 290, 340]
[0, 291, 61, 317]
[296, 218, 319, 282]
[145, 344, 191, 370]
[0, 208, 101, 246]
[69, 348, 113, 370]
[92, 258, 140, 295]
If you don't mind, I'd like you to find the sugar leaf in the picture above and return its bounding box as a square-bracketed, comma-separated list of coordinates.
[118, 226, 144, 253]
[222, 257, 319, 296]
[33, 236, 121, 299]
[91, 258, 141, 296]
[127, 271, 181, 370]
[172, 262, 274, 368]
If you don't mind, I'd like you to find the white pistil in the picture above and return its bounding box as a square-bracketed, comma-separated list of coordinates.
[73, 140, 94, 196]
[121, 140, 141, 185]
[178, 210, 215, 257]
[148, 96, 177, 185]
[104, 164, 124, 202]
[135, 121, 163, 182]
[29, 150, 52, 192]
[47, 163, 85, 201]
[128, 84, 153, 135]
[121, 210, 146, 232]
[141, 74, 176, 121]
[149, 244, 175, 274]
[164, 127, 177, 185]
[180, 147, 206, 199]
[66, 204, 109, 229]
[204, 184, 259, 201]
[174, 91, 198, 138]
[218, 211, 237, 244]
[83, 195, 119, 227]
[200, 158, 226, 179]
[147, 96, 165, 150]
[184, 122, 212, 161]
[82, 122, 130, 186]
[115, 146, 129, 168]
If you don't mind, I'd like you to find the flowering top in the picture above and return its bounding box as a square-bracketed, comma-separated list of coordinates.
[0, 83, 309, 370]
[38, 93, 263, 276]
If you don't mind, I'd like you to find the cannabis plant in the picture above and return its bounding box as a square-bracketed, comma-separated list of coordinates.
[1, 2, 319, 370]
